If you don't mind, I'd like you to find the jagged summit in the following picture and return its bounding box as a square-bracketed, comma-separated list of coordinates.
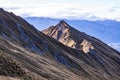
[42, 20, 72, 45]
[42, 21, 95, 53]
[59, 20, 66, 24]
[56, 20, 70, 30]
[58, 20, 68, 25]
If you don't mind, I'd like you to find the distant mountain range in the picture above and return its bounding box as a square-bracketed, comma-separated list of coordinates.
[25, 17, 120, 51]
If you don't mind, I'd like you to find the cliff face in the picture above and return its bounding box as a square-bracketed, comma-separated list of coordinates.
[0, 8, 120, 80]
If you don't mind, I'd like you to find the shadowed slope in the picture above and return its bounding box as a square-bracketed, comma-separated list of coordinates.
[0, 8, 120, 80]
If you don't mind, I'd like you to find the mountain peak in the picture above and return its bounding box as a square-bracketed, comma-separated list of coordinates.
[57, 20, 70, 29]
[59, 20, 67, 24]
[42, 20, 96, 52]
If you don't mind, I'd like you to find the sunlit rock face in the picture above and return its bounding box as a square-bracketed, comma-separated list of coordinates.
[42, 20, 72, 47]
[80, 39, 94, 53]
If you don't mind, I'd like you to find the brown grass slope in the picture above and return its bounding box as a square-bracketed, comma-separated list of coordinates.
[0, 8, 120, 80]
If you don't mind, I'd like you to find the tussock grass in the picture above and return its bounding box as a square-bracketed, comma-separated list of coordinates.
[0, 52, 38, 80]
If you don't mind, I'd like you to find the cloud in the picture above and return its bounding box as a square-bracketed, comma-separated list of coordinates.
[112, 6, 120, 9]
[4, 7, 20, 10]
[1, 3, 120, 21]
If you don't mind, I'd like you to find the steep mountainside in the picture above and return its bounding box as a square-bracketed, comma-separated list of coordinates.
[0, 8, 120, 80]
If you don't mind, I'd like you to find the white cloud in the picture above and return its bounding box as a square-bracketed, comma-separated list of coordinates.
[1, 3, 120, 20]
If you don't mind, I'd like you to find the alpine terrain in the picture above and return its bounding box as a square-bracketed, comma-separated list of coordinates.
[25, 17, 120, 51]
[0, 8, 120, 80]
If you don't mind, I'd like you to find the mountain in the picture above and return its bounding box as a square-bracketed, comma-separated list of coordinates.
[25, 17, 120, 51]
[42, 20, 120, 79]
[42, 20, 95, 53]
[0, 8, 120, 80]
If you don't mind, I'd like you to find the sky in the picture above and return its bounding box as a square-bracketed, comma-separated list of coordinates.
[0, 0, 120, 20]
